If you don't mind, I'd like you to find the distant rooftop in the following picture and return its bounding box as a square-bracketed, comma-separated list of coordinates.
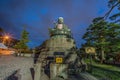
[0, 43, 8, 49]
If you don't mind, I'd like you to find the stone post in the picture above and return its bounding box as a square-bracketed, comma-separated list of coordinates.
[50, 63, 57, 79]
[34, 63, 41, 80]
[50, 63, 68, 79]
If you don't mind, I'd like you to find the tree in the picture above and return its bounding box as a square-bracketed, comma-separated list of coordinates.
[14, 28, 29, 54]
[0, 27, 4, 42]
[0, 27, 3, 32]
[101, 0, 120, 61]
[104, 0, 120, 19]
[0, 27, 4, 35]
[107, 23, 120, 52]
[83, 19, 110, 63]
[82, 16, 120, 63]
[82, 0, 120, 64]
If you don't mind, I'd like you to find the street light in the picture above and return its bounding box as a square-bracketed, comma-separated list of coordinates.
[2, 35, 10, 44]
[4, 36, 9, 39]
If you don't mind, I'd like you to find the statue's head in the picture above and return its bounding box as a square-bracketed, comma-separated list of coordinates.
[58, 17, 64, 24]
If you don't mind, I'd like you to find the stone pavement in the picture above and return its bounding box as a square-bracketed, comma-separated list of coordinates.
[0, 55, 33, 80]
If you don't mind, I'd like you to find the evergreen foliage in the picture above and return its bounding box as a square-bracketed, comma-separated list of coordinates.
[14, 28, 29, 51]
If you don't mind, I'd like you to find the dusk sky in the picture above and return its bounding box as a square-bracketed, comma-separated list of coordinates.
[0, 0, 118, 48]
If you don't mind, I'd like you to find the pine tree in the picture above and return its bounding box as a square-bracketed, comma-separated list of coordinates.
[104, 0, 120, 19]
[81, 0, 120, 64]
[83, 19, 110, 63]
[14, 28, 29, 55]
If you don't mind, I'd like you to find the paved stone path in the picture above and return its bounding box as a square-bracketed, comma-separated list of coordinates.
[0, 55, 98, 80]
[0, 55, 33, 80]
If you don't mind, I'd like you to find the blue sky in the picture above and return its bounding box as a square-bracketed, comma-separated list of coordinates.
[0, 0, 118, 48]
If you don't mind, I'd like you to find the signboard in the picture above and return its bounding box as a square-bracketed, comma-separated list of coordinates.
[85, 47, 96, 54]
[56, 57, 63, 63]
[54, 52, 64, 56]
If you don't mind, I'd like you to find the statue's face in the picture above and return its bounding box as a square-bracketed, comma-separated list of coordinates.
[57, 24, 63, 29]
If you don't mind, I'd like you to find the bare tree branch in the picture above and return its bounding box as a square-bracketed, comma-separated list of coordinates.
[104, 2, 119, 20]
